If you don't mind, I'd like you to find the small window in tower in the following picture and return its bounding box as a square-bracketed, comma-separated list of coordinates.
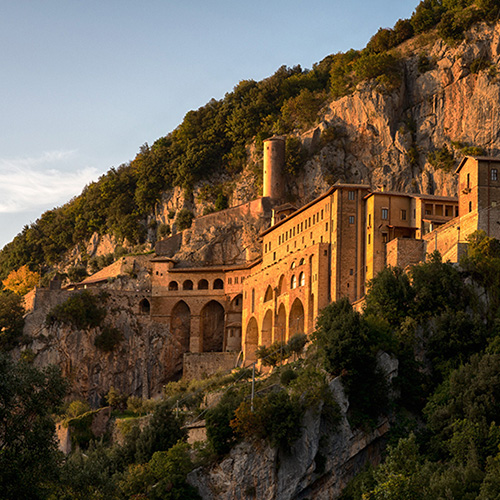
[368, 234, 371, 244]
[269, 242, 271, 251]
[325, 222, 329, 231]
[321, 209, 324, 219]
[382, 233, 388, 243]
[348, 191, 355, 200]
[350, 268, 354, 275]
[467, 173, 470, 189]
[381, 208, 388, 220]
[492, 169, 498, 181]
[228, 277, 232, 285]
[368, 213, 371, 226]
[273, 252, 276, 260]
[469, 201, 472, 213]
[349, 215, 355, 224]
[401, 209, 407, 220]
[235, 277, 239, 284]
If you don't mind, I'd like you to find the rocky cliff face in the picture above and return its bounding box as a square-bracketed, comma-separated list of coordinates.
[289, 22, 500, 205]
[21, 287, 181, 405]
[188, 377, 392, 500]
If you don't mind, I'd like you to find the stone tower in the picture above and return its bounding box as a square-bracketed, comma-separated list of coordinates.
[263, 136, 285, 200]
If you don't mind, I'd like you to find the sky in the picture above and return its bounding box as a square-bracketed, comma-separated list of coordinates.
[0, 0, 418, 251]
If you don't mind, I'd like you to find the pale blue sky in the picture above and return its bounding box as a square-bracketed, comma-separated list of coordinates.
[0, 0, 417, 250]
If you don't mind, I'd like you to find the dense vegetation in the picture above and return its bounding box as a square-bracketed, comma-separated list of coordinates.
[339, 231, 500, 499]
[1, 0, 498, 282]
[3, 230, 500, 498]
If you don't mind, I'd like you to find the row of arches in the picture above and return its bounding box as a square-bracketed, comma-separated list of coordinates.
[168, 278, 224, 291]
[169, 295, 242, 355]
[245, 297, 305, 360]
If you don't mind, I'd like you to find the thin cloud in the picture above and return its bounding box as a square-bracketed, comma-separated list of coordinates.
[0, 151, 99, 213]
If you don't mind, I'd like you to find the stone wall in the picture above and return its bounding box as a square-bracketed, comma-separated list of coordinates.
[183, 352, 240, 380]
[386, 238, 424, 269]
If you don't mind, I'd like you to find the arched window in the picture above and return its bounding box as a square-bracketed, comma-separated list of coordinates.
[291, 275, 297, 289]
[299, 272, 305, 287]
[183, 280, 193, 290]
[291, 261, 296, 269]
[198, 279, 209, 290]
[139, 298, 150, 314]
[168, 281, 178, 291]
[264, 285, 273, 302]
[213, 278, 224, 290]
[299, 258, 305, 266]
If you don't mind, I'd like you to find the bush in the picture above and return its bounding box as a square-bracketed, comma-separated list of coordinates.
[94, 325, 123, 352]
[46, 290, 107, 330]
[427, 144, 455, 172]
[175, 209, 194, 231]
[205, 388, 244, 455]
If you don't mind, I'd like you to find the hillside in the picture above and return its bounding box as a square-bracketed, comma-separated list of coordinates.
[2, 0, 500, 283]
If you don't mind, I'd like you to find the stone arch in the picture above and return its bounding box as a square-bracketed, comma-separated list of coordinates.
[170, 300, 191, 354]
[226, 294, 243, 352]
[261, 309, 273, 347]
[198, 279, 209, 290]
[168, 281, 178, 291]
[183, 279, 193, 290]
[277, 275, 285, 296]
[276, 303, 286, 343]
[139, 298, 150, 314]
[289, 298, 304, 340]
[264, 285, 273, 302]
[213, 278, 224, 290]
[200, 300, 225, 352]
[230, 294, 242, 310]
[245, 316, 259, 361]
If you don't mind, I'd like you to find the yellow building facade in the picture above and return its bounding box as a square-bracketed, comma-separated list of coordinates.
[148, 154, 500, 371]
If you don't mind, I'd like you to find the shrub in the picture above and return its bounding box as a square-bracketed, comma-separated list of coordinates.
[0, 291, 25, 351]
[231, 390, 304, 452]
[280, 368, 298, 386]
[46, 290, 107, 330]
[206, 388, 244, 455]
[94, 325, 123, 352]
[175, 209, 194, 231]
[427, 144, 455, 172]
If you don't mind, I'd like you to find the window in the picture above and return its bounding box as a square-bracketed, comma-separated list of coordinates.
[401, 209, 407, 221]
[368, 213, 371, 226]
[291, 261, 296, 269]
[381, 208, 388, 220]
[299, 272, 305, 286]
[235, 277, 239, 284]
[291, 275, 297, 289]
[492, 169, 498, 181]
[348, 191, 355, 200]
[325, 222, 329, 231]
[168, 281, 178, 291]
[382, 233, 388, 243]
[469, 201, 472, 213]
[349, 215, 355, 224]
[368, 234, 371, 244]
[350, 269, 354, 276]
[467, 173, 470, 189]
[213, 279, 224, 289]
[268, 242, 271, 251]
[183, 280, 193, 290]
[198, 279, 208, 290]
[228, 277, 232, 285]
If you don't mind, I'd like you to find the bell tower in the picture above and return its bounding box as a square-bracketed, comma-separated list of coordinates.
[263, 136, 285, 200]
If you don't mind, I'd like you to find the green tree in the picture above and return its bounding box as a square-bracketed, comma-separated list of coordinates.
[0, 290, 25, 351]
[0, 354, 67, 499]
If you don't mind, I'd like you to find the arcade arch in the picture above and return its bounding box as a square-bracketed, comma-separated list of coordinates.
[200, 300, 225, 352]
[245, 316, 259, 361]
[289, 298, 304, 339]
[170, 301, 191, 354]
[261, 309, 273, 347]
